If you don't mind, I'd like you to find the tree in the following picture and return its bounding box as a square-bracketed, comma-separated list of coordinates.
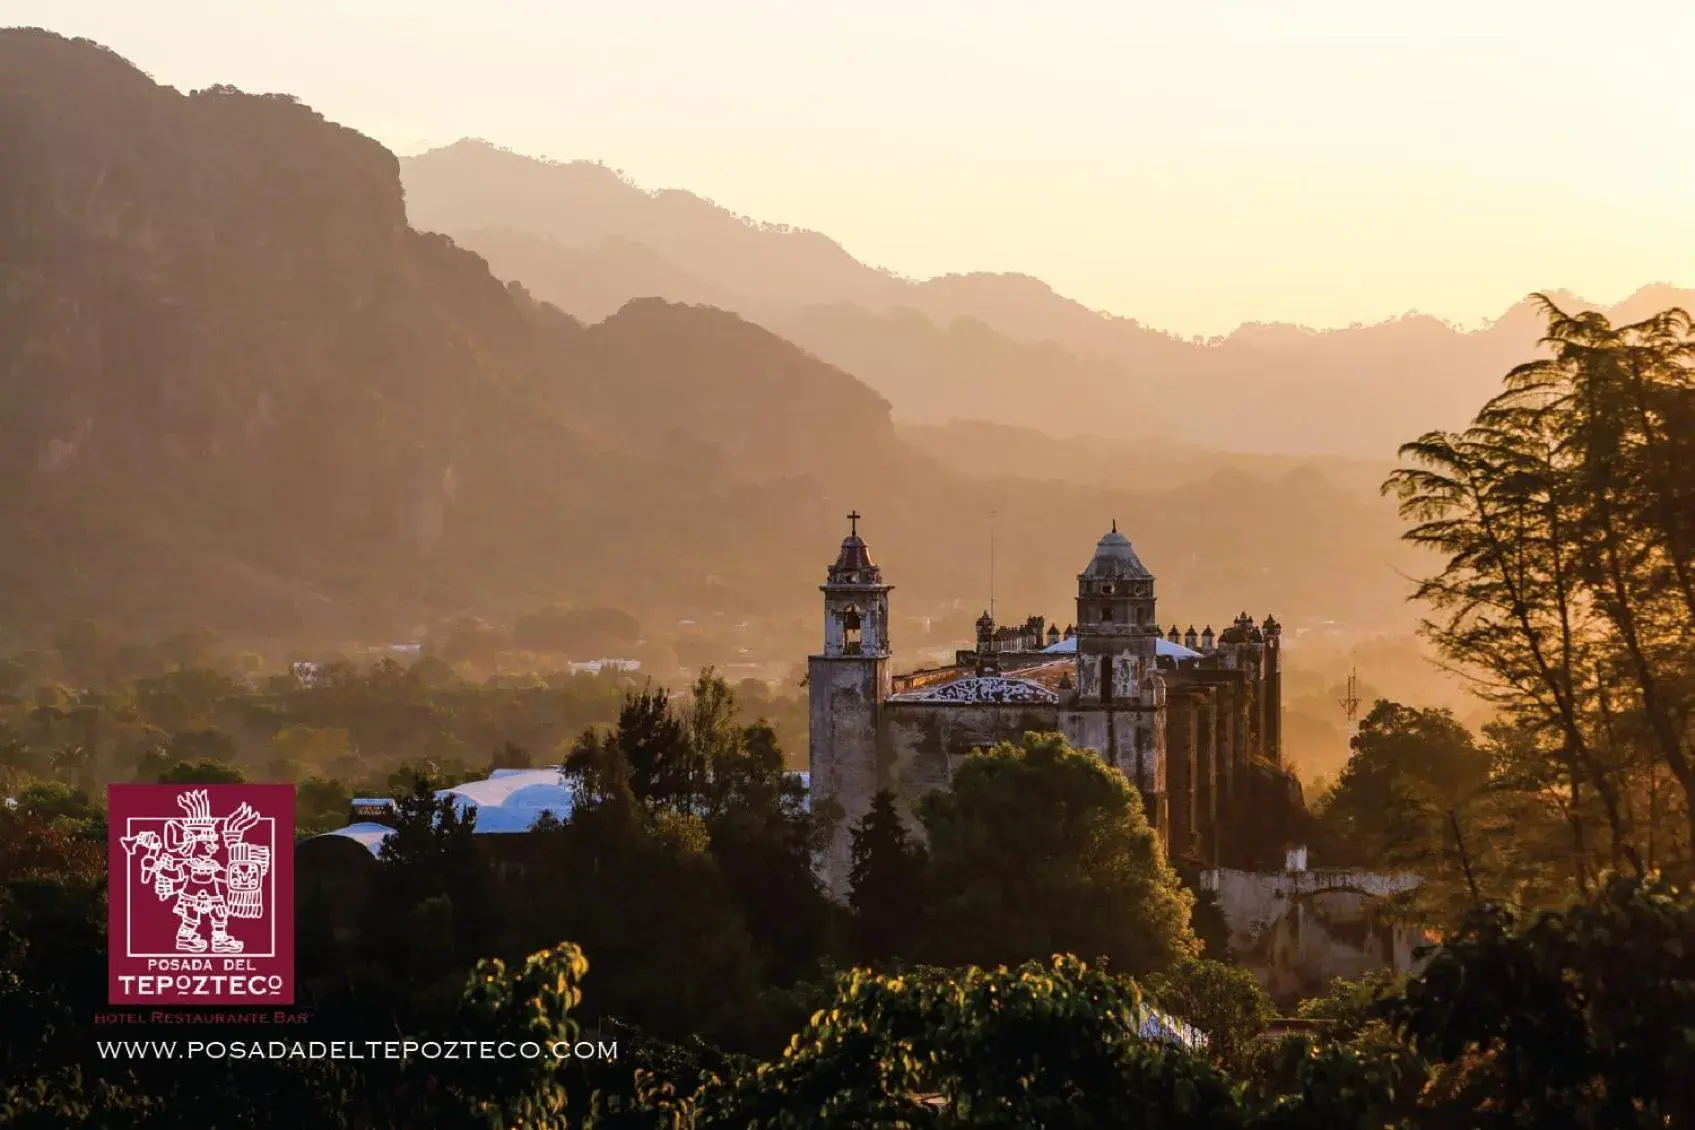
[0, 735, 36, 793]
[1387, 297, 1695, 876]
[157, 628, 220, 671]
[156, 759, 245, 785]
[681, 957, 1245, 1129]
[847, 789, 925, 963]
[1386, 400, 1637, 879]
[1507, 302, 1695, 856]
[559, 677, 831, 1043]
[295, 776, 352, 834]
[48, 744, 94, 791]
[408, 654, 457, 688]
[489, 740, 532, 771]
[916, 731, 1199, 976]
[1143, 956, 1276, 1073]
[268, 725, 353, 780]
[437, 618, 508, 667]
[10, 781, 100, 823]
[165, 728, 236, 765]
[361, 777, 498, 1008]
[1316, 700, 1500, 920]
[506, 790, 769, 1052]
[512, 605, 640, 658]
[0, 657, 29, 697]
[52, 620, 114, 688]
[602, 686, 696, 812]
[1389, 874, 1695, 1127]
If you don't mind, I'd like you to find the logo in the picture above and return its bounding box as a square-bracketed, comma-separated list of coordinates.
[108, 784, 294, 1005]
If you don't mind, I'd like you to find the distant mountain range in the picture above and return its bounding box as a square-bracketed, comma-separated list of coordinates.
[0, 30, 1591, 659]
[402, 139, 1693, 459]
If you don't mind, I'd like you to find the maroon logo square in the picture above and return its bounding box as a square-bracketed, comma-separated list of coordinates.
[108, 784, 295, 1005]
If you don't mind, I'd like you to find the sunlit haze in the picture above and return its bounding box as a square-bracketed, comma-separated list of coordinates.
[8, 0, 1695, 336]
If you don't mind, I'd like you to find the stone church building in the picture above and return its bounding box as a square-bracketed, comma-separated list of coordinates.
[808, 516, 1305, 899]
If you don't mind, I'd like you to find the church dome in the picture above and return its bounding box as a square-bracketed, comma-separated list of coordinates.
[833, 533, 875, 573]
[1080, 524, 1151, 580]
[824, 512, 886, 587]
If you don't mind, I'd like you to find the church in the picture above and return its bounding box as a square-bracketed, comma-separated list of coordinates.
[808, 515, 1305, 899]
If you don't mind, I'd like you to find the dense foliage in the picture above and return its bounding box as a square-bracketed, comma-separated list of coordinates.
[7, 789, 1690, 1129]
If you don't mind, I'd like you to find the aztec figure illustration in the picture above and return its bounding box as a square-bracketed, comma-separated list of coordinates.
[120, 789, 271, 955]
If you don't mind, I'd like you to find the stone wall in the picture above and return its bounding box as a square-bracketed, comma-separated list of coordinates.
[1202, 864, 1427, 1002]
[1059, 705, 1168, 834]
[883, 702, 1060, 827]
[808, 654, 890, 898]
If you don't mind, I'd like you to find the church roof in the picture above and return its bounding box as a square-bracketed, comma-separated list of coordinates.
[826, 512, 885, 586]
[1080, 525, 1152, 580]
[889, 673, 1060, 704]
[888, 658, 1074, 703]
[1043, 636, 1201, 660]
[833, 533, 876, 573]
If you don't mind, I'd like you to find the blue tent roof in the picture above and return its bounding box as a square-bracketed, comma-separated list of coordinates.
[320, 821, 398, 858]
[309, 768, 811, 851]
[309, 768, 576, 855]
[1043, 636, 1201, 660]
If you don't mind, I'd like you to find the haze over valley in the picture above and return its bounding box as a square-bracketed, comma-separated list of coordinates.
[3, 25, 1682, 776]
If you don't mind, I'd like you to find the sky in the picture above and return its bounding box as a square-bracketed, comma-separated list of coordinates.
[10, 0, 1694, 337]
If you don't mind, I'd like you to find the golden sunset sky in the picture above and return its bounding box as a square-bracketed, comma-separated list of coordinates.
[16, 0, 1693, 337]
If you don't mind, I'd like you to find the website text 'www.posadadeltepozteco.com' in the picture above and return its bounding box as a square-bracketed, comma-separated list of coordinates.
[95, 1038, 619, 1061]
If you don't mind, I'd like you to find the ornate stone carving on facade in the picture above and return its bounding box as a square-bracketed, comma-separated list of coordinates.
[889, 676, 1060, 705]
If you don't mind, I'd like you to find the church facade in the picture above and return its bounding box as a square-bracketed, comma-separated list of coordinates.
[808, 516, 1304, 899]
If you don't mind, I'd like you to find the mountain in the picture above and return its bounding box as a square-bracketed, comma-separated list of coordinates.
[398, 142, 901, 311]
[401, 140, 1694, 459]
[429, 225, 1169, 439]
[0, 30, 1421, 663]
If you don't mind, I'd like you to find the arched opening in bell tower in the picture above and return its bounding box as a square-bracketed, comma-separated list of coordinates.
[842, 605, 863, 654]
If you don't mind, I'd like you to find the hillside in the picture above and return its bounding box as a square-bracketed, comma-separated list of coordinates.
[0, 31, 1423, 668]
[401, 140, 1692, 459]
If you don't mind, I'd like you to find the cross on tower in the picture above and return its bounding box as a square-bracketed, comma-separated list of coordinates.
[847, 510, 861, 537]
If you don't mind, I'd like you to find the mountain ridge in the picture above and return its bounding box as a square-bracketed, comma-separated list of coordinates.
[404, 138, 1685, 340]
[402, 139, 1692, 457]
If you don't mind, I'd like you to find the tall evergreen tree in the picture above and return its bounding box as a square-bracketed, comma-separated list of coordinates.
[847, 789, 926, 964]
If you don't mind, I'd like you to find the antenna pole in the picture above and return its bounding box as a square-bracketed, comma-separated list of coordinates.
[1338, 666, 1361, 750]
[989, 509, 998, 622]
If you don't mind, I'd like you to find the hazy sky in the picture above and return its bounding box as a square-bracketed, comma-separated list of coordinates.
[11, 0, 1694, 336]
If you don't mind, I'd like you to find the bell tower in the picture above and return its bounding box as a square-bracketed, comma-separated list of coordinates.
[819, 511, 890, 659]
[809, 511, 892, 899]
[1071, 521, 1160, 703]
[1060, 521, 1168, 834]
